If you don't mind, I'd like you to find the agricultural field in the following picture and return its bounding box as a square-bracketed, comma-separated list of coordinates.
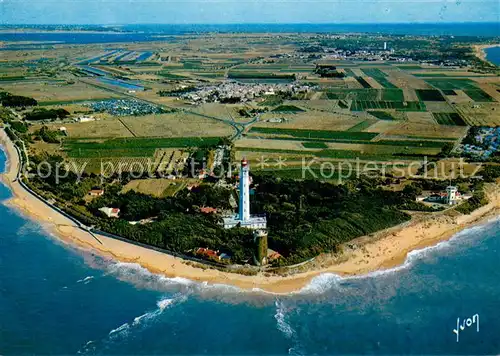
[457, 103, 500, 126]
[42, 119, 134, 139]
[383, 122, 468, 139]
[425, 78, 479, 90]
[360, 68, 397, 89]
[64, 136, 222, 159]
[351, 100, 426, 112]
[325, 89, 404, 101]
[255, 110, 361, 131]
[123, 178, 198, 197]
[0, 81, 121, 102]
[120, 113, 236, 138]
[248, 127, 379, 141]
[367, 111, 398, 121]
[4, 33, 499, 186]
[463, 89, 495, 102]
[432, 113, 467, 126]
[415, 89, 446, 102]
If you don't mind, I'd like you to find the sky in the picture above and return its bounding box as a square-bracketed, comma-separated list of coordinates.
[0, 0, 498, 24]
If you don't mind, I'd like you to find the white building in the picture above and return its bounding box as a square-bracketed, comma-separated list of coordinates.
[99, 207, 120, 218]
[75, 116, 96, 123]
[223, 159, 267, 230]
[446, 186, 458, 205]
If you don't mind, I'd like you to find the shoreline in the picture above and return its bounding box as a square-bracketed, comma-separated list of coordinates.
[473, 44, 500, 66]
[1, 129, 499, 293]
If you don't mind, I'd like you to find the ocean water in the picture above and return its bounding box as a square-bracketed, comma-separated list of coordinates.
[485, 46, 500, 66]
[1, 147, 500, 355]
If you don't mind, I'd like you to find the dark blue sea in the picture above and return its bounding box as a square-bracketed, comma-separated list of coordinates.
[485, 46, 500, 66]
[1, 146, 500, 355]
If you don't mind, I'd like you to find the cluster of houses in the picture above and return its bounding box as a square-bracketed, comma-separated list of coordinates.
[180, 82, 312, 104]
[456, 127, 500, 159]
[85, 99, 163, 116]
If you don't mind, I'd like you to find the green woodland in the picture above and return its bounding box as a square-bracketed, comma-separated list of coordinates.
[25, 152, 493, 266]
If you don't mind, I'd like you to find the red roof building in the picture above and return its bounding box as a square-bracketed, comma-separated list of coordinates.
[199, 207, 218, 214]
[196, 248, 219, 259]
[88, 189, 104, 196]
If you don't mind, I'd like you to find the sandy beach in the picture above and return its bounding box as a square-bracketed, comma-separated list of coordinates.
[1, 128, 499, 293]
[473, 44, 500, 65]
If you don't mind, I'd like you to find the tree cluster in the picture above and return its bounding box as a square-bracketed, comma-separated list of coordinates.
[314, 65, 346, 78]
[24, 108, 70, 121]
[0, 92, 38, 107]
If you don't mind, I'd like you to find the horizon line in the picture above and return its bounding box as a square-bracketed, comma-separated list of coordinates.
[1, 21, 499, 26]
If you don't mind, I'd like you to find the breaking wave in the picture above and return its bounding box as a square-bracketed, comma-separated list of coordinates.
[77, 276, 94, 284]
[297, 217, 499, 295]
[83, 217, 499, 301]
[108, 322, 129, 336]
[274, 300, 295, 339]
[78, 294, 187, 354]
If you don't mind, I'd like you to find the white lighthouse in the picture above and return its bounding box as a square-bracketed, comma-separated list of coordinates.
[223, 159, 267, 230]
[446, 186, 458, 205]
[239, 159, 251, 221]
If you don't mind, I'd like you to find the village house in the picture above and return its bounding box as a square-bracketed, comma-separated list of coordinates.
[195, 248, 232, 262]
[88, 189, 105, 197]
[99, 207, 120, 218]
[199, 207, 218, 214]
[267, 249, 283, 262]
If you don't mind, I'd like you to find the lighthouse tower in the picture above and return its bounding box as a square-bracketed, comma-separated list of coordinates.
[222, 158, 267, 230]
[239, 159, 251, 221]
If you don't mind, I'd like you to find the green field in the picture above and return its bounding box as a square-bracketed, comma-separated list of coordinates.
[258, 95, 283, 107]
[302, 142, 329, 149]
[415, 89, 446, 102]
[413, 73, 450, 77]
[253, 136, 447, 148]
[368, 111, 397, 120]
[355, 77, 372, 88]
[395, 65, 422, 70]
[325, 89, 404, 101]
[248, 127, 378, 141]
[463, 89, 495, 102]
[271, 105, 305, 113]
[65, 137, 221, 158]
[346, 120, 374, 132]
[157, 71, 190, 80]
[237, 147, 419, 161]
[432, 112, 467, 126]
[425, 78, 478, 90]
[374, 139, 449, 148]
[326, 89, 379, 101]
[351, 101, 426, 112]
[343, 68, 355, 77]
[0, 76, 26, 81]
[361, 68, 398, 89]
